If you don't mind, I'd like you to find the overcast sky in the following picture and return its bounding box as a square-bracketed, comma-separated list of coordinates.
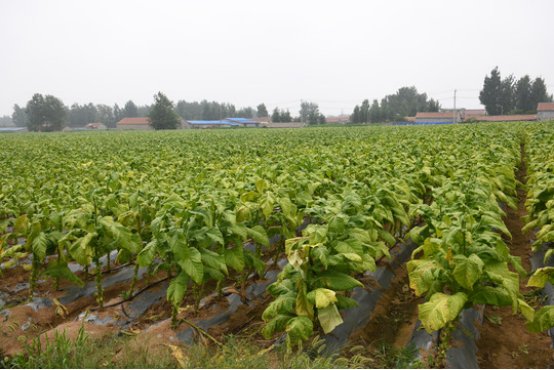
[1, 0, 552, 118]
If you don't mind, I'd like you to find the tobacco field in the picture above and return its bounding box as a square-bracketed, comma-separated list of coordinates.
[1, 122, 554, 368]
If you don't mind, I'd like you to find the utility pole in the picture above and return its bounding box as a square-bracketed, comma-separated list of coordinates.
[453, 89, 457, 124]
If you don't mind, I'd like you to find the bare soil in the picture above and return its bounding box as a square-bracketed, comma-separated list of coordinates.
[347, 262, 425, 358]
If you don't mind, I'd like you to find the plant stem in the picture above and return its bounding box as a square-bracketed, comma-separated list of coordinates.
[129, 262, 140, 297]
[94, 253, 104, 310]
[28, 254, 39, 302]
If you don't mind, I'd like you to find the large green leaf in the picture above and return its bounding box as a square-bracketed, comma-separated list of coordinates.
[31, 232, 48, 260]
[244, 250, 265, 276]
[137, 240, 158, 267]
[262, 294, 297, 320]
[99, 217, 141, 253]
[317, 303, 343, 334]
[199, 247, 228, 275]
[527, 267, 554, 288]
[247, 225, 270, 247]
[408, 259, 437, 296]
[419, 292, 468, 333]
[262, 314, 295, 339]
[224, 246, 245, 272]
[180, 247, 204, 285]
[335, 294, 358, 309]
[295, 281, 314, 319]
[518, 298, 535, 321]
[313, 271, 363, 291]
[526, 306, 554, 333]
[472, 286, 512, 306]
[167, 270, 189, 307]
[70, 232, 96, 266]
[286, 316, 313, 350]
[307, 288, 337, 309]
[452, 254, 484, 290]
[205, 227, 225, 246]
[43, 263, 84, 287]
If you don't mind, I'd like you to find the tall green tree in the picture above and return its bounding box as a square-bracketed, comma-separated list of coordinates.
[123, 100, 138, 117]
[350, 105, 361, 123]
[427, 98, 441, 112]
[499, 74, 516, 115]
[515, 75, 533, 113]
[281, 109, 292, 122]
[236, 107, 253, 118]
[96, 104, 115, 127]
[318, 113, 326, 125]
[368, 99, 382, 123]
[271, 108, 281, 123]
[531, 78, 552, 107]
[137, 104, 152, 117]
[257, 103, 268, 118]
[12, 104, 27, 127]
[479, 67, 502, 115]
[148, 92, 181, 130]
[360, 99, 370, 123]
[113, 103, 124, 122]
[0, 116, 12, 127]
[25, 93, 67, 132]
[299, 101, 319, 122]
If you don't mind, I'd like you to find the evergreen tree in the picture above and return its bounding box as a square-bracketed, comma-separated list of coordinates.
[148, 92, 181, 130]
[271, 107, 281, 123]
[113, 103, 124, 122]
[257, 103, 268, 117]
[350, 105, 360, 123]
[515, 75, 533, 113]
[368, 100, 381, 123]
[12, 104, 27, 127]
[499, 74, 515, 115]
[281, 109, 292, 122]
[360, 99, 370, 123]
[123, 100, 138, 117]
[479, 67, 502, 115]
[531, 77, 552, 107]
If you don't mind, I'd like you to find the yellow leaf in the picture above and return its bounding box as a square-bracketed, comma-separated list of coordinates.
[165, 344, 187, 368]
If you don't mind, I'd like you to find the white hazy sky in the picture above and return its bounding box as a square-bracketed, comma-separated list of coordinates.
[1, 0, 552, 117]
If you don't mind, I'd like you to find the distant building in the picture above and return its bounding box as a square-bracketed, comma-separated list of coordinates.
[0, 127, 27, 133]
[185, 120, 238, 129]
[250, 117, 271, 124]
[415, 112, 462, 123]
[116, 117, 191, 130]
[224, 118, 260, 127]
[264, 122, 307, 129]
[85, 123, 108, 130]
[472, 114, 537, 122]
[116, 117, 152, 130]
[538, 102, 554, 121]
[326, 116, 350, 124]
[441, 108, 486, 121]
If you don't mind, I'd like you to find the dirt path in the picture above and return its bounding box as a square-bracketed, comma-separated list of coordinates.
[346, 263, 424, 362]
[476, 144, 554, 369]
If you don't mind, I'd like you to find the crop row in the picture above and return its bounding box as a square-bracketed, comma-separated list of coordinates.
[0, 124, 551, 351]
[521, 122, 554, 332]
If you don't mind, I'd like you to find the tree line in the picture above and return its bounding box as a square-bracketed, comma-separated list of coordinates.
[10, 92, 329, 131]
[350, 86, 441, 124]
[479, 67, 552, 115]
[9, 97, 274, 131]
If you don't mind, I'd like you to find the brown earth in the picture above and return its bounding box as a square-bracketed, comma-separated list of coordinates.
[476, 145, 554, 369]
[347, 261, 426, 361]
